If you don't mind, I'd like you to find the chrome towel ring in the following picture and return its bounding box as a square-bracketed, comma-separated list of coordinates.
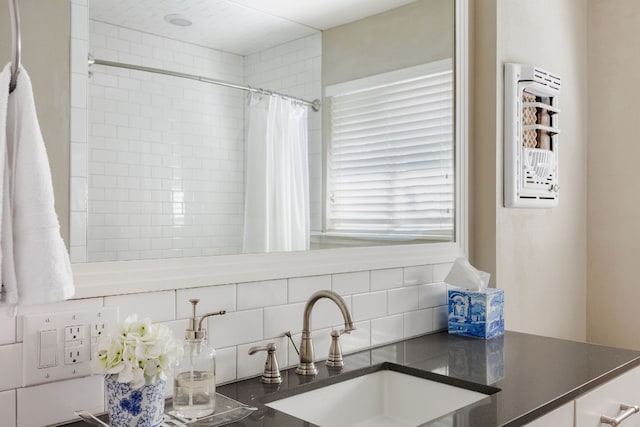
[8, 0, 21, 93]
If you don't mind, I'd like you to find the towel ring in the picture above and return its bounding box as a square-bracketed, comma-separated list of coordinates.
[8, 0, 21, 93]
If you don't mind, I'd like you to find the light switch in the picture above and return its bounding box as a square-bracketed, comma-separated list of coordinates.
[23, 307, 118, 386]
[39, 329, 57, 368]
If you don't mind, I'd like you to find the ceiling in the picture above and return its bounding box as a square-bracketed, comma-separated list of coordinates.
[89, 0, 419, 56]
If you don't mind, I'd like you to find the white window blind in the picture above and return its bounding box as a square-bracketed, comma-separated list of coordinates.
[325, 60, 454, 240]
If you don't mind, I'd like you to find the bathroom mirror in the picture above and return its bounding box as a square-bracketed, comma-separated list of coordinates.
[71, 0, 457, 263]
[70, 0, 467, 296]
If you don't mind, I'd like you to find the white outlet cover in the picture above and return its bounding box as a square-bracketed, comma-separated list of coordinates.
[22, 307, 118, 386]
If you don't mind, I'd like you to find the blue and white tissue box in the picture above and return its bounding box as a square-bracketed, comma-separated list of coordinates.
[448, 287, 504, 339]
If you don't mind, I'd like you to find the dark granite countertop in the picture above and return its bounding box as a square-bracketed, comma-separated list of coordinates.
[65, 330, 640, 427]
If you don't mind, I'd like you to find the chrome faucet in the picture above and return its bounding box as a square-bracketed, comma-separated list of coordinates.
[295, 290, 355, 376]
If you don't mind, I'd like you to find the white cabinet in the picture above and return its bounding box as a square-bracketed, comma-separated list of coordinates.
[524, 365, 640, 427]
[524, 401, 573, 427]
[575, 365, 640, 427]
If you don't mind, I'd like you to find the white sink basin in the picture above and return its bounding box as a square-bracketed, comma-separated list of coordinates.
[266, 369, 490, 427]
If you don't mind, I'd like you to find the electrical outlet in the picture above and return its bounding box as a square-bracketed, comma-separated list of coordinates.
[22, 306, 118, 386]
[90, 322, 108, 339]
[65, 325, 85, 342]
[64, 346, 85, 365]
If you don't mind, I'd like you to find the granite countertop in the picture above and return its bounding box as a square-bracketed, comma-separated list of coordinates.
[66, 330, 640, 427]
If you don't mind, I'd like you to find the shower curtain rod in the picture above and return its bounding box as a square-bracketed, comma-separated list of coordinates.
[88, 57, 321, 112]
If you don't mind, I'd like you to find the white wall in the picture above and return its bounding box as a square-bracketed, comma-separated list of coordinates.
[0, 0, 70, 246]
[473, 0, 588, 341]
[586, 0, 640, 350]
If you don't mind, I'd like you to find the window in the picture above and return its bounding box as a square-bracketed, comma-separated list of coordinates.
[325, 60, 454, 241]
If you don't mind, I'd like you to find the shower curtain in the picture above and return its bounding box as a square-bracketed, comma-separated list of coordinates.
[242, 93, 310, 253]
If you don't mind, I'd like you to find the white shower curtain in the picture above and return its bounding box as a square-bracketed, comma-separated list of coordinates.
[242, 93, 310, 253]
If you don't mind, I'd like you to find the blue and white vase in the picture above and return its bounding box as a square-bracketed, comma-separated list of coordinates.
[105, 375, 166, 427]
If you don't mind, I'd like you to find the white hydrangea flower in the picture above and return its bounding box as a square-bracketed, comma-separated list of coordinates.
[91, 314, 183, 389]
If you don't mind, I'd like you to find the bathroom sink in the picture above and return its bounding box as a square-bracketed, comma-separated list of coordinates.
[265, 364, 497, 427]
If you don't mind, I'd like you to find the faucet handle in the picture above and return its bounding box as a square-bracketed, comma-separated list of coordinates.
[248, 343, 282, 384]
[326, 330, 346, 369]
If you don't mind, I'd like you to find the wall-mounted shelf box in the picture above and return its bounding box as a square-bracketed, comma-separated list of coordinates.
[504, 63, 561, 208]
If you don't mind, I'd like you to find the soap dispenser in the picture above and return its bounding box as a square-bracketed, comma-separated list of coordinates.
[173, 299, 225, 419]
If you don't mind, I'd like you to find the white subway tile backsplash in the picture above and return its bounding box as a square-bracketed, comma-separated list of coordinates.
[418, 283, 447, 309]
[433, 263, 454, 282]
[176, 285, 236, 319]
[332, 271, 369, 296]
[263, 302, 305, 338]
[433, 305, 448, 331]
[105, 290, 175, 322]
[388, 287, 419, 315]
[371, 315, 404, 347]
[288, 275, 331, 303]
[0, 390, 16, 427]
[403, 265, 434, 286]
[87, 21, 247, 262]
[341, 320, 371, 355]
[216, 346, 237, 385]
[371, 268, 403, 291]
[352, 291, 387, 321]
[17, 376, 103, 427]
[0, 312, 16, 345]
[208, 309, 262, 349]
[0, 344, 22, 391]
[237, 280, 287, 311]
[404, 308, 434, 338]
[236, 336, 289, 380]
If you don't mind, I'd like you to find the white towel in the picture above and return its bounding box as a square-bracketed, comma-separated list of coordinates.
[0, 63, 74, 311]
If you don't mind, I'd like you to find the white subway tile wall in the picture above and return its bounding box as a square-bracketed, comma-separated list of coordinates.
[332, 271, 369, 295]
[0, 344, 22, 391]
[0, 390, 16, 427]
[105, 290, 176, 323]
[16, 376, 104, 427]
[288, 275, 331, 303]
[403, 265, 434, 286]
[87, 20, 245, 261]
[2, 263, 449, 425]
[370, 268, 404, 291]
[175, 284, 237, 319]
[352, 291, 387, 322]
[237, 279, 287, 311]
[83, 22, 322, 262]
[0, 312, 16, 345]
[388, 287, 420, 315]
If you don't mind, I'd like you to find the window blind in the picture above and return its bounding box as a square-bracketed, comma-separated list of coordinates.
[326, 61, 454, 240]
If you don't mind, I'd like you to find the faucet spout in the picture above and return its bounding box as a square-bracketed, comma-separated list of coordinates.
[296, 290, 355, 376]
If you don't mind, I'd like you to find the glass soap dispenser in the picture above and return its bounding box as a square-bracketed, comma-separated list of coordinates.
[173, 299, 225, 418]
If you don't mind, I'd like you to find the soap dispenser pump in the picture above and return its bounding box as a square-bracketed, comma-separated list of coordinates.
[173, 299, 225, 419]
